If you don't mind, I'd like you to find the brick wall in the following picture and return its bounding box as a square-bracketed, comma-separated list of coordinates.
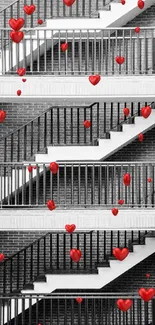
[0, 230, 145, 293]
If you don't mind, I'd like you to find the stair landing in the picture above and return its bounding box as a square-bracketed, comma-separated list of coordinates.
[0, 209, 154, 230]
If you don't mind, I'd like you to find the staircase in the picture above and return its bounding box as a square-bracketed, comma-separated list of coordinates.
[0, 230, 155, 322]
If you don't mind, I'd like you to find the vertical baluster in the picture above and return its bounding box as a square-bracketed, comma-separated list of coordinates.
[64, 107, 66, 144]
[50, 233, 53, 270]
[90, 104, 93, 142]
[44, 112, 47, 148]
[63, 233, 66, 269]
[90, 232, 92, 269]
[71, 165, 74, 206]
[50, 108, 53, 144]
[24, 250, 26, 285]
[37, 117, 40, 152]
[57, 108, 60, 144]
[78, 164, 81, 206]
[37, 241, 40, 276]
[71, 107, 73, 144]
[91, 164, 95, 205]
[71, 299, 74, 324]
[104, 102, 107, 134]
[44, 236, 46, 271]
[84, 233, 86, 270]
[70, 234, 73, 270]
[104, 231, 106, 259]
[57, 233, 59, 269]
[64, 164, 67, 207]
[57, 164, 60, 206]
[77, 233, 79, 270]
[30, 245, 33, 281]
[17, 254, 19, 290]
[24, 126, 27, 160]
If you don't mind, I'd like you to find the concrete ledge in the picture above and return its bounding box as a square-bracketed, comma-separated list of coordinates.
[0, 209, 154, 230]
[0, 76, 155, 102]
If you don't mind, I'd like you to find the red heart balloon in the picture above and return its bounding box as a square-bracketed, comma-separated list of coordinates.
[121, 0, 126, 4]
[9, 18, 25, 31]
[23, 5, 36, 15]
[138, 133, 144, 142]
[118, 199, 124, 205]
[17, 90, 22, 96]
[115, 56, 125, 65]
[49, 162, 59, 175]
[123, 108, 130, 116]
[10, 31, 24, 43]
[0, 110, 6, 123]
[112, 208, 119, 216]
[141, 106, 152, 119]
[65, 224, 76, 233]
[89, 75, 101, 86]
[22, 78, 26, 82]
[28, 165, 33, 173]
[47, 200, 56, 211]
[76, 297, 83, 304]
[70, 249, 82, 262]
[117, 299, 133, 312]
[147, 178, 152, 183]
[113, 248, 129, 261]
[123, 173, 131, 186]
[17, 68, 26, 76]
[33, 166, 37, 170]
[84, 120, 91, 128]
[38, 19, 43, 25]
[138, 288, 154, 302]
[146, 273, 151, 278]
[137, 0, 144, 9]
[63, 0, 76, 6]
[0, 254, 5, 262]
[61, 43, 69, 52]
[135, 26, 140, 33]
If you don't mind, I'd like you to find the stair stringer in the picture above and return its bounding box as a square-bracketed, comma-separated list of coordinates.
[1, 237, 155, 323]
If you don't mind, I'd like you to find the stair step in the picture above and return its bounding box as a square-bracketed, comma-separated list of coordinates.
[23, 283, 34, 290]
[35, 275, 46, 282]
[46, 269, 98, 274]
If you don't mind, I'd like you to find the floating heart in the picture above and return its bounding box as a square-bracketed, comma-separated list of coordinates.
[112, 208, 119, 216]
[38, 19, 43, 25]
[28, 165, 33, 173]
[84, 120, 91, 128]
[76, 297, 83, 304]
[147, 178, 152, 183]
[118, 199, 124, 205]
[17, 90, 22, 96]
[89, 75, 101, 86]
[63, 0, 76, 6]
[121, 0, 126, 4]
[49, 162, 59, 175]
[22, 78, 26, 82]
[47, 200, 56, 211]
[9, 18, 25, 31]
[146, 273, 151, 278]
[61, 43, 69, 52]
[115, 56, 125, 65]
[65, 224, 76, 233]
[113, 248, 129, 261]
[137, 0, 144, 9]
[141, 106, 152, 119]
[0, 254, 5, 262]
[117, 299, 133, 312]
[0, 110, 6, 123]
[123, 173, 131, 186]
[70, 249, 82, 262]
[138, 133, 144, 142]
[135, 26, 140, 33]
[23, 5, 36, 15]
[138, 288, 154, 302]
[10, 31, 24, 43]
[17, 68, 26, 76]
[123, 107, 130, 116]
